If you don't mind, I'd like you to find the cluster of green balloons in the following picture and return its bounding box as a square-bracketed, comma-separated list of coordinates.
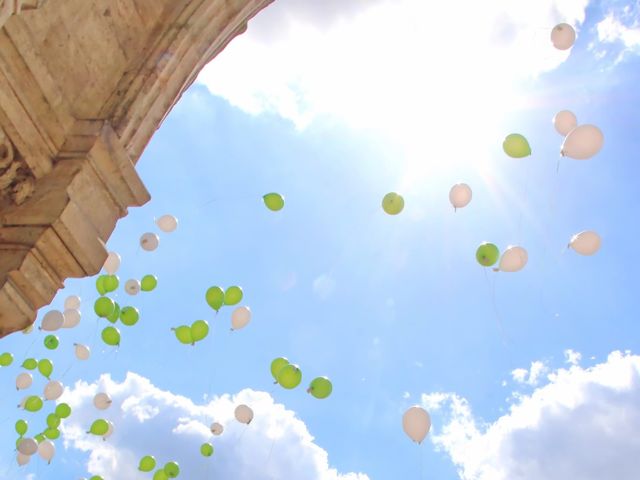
[15, 403, 72, 457]
[270, 357, 333, 399]
[94, 294, 142, 346]
[21, 357, 54, 380]
[172, 320, 209, 346]
[205, 285, 243, 313]
[138, 455, 181, 478]
[96, 274, 120, 295]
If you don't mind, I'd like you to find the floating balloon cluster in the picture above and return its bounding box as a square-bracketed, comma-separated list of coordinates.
[270, 357, 333, 399]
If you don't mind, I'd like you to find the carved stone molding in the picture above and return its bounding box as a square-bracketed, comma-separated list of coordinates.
[0, 127, 35, 206]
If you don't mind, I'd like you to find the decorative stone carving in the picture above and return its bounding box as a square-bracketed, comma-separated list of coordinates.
[0, 127, 35, 206]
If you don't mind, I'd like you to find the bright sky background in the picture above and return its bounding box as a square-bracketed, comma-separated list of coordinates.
[2, 0, 640, 479]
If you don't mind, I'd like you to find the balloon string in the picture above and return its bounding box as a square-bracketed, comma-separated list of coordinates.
[22, 337, 37, 359]
[482, 269, 509, 346]
[266, 436, 277, 468]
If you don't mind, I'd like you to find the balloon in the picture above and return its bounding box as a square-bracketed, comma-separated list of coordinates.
[234, 404, 253, 424]
[101, 326, 121, 346]
[205, 286, 224, 312]
[270, 357, 289, 382]
[120, 306, 140, 326]
[153, 471, 169, 480]
[224, 286, 243, 306]
[139, 455, 157, 472]
[21, 358, 37, 370]
[476, 242, 500, 267]
[190, 320, 209, 342]
[94, 297, 115, 318]
[38, 359, 53, 379]
[44, 380, 64, 401]
[16, 372, 32, 390]
[22, 324, 34, 334]
[125, 279, 141, 296]
[41, 310, 64, 331]
[201, 442, 214, 457]
[94, 392, 112, 410]
[402, 405, 431, 443]
[64, 295, 81, 310]
[46, 414, 61, 429]
[16, 452, 30, 466]
[561, 124, 604, 160]
[0, 351, 13, 366]
[173, 325, 193, 345]
[231, 306, 251, 330]
[44, 428, 60, 440]
[55, 403, 71, 418]
[210, 422, 224, 436]
[15, 419, 28, 436]
[308, 377, 333, 399]
[263, 193, 285, 211]
[164, 461, 180, 478]
[106, 302, 121, 324]
[34, 433, 45, 443]
[90, 476, 104, 480]
[89, 419, 109, 436]
[569, 230, 601, 255]
[449, 183, 472, 210]
[38, 440, 55, 463]
[141, 275, 158, 292]
[382, 192, 404, 215]
[553, 110, 577, 136]
[156, 214, 178, 233]
[17, 438, 37, 456]
[140, 232, 160, 252]
[103, 421, 114, 439]
[95, 275, 107, 295]
[503, 133, 531, 158]
[24, 396, 43, 412]
[103, 275, 119, 293]
[75, 343, 91, 361]
[551, 23, 576, 50]
[44, 335, 59, 350]
[277, 364, 302, 389]
[62, 308, 81, 328]
[499, 246, 528, 272]
[103, 251, 121, 275]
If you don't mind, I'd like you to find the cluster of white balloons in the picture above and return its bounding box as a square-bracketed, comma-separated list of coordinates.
[17, 438, 55, 464]
[554, 110, 604, 160]
[138, 214, 179, 252]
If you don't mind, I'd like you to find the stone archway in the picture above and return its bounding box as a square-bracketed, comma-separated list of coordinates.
[0, 0, 273, 336]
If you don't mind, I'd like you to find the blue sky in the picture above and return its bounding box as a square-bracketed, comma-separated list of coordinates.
[2, 1, 640, 479]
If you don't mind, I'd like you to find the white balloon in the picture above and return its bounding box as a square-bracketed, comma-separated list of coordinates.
[499, 246, 528, 272]
[103, 251, 121, 275]
[551, 23, 576, 50]
[231, 306, 252, 331]
[41, 310, 64, 331]
[402, 405, 431, 444]
[62, 308, 81, 328]
[140, 232, 160, 252]
[38, 439, 55, 463]
[16, 452, 30, 466]
[570, 230, 601, 255]
[234, 404, 254, 425]
[125, 279, 141, 296]
[103, 420, 115, 439]
[74, 343, 91, 361]
[553, 110, 577, 136]
[156, 214, 178, 233]
[210, 422, 224, 436]
[64, 295, 81, 310]
[17, 438, 37, 456]
[16, 372, 33, 390]
[561, 124, 604, 160]
[449, 183, 472, 210]
[93, 392, 112, 410]
[44, 380, 64, 401]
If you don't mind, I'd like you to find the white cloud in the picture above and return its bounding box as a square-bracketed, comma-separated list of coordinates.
[510, 360, 548, 386]
[597, 13, 640, 48]
[60, 372, 368, 480]
[312, 273, 336, 300]
[564, 348, 582, 365]
[594, 5, 640, 63]
[423, 351, 640, 480]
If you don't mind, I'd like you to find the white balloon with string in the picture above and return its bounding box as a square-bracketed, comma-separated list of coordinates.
[16, 372, 32, 390]
[125, 279, 141, 296]
[43, 380, 64, 401]
[156, 214, 178, 233]
[64, 295, 81, 310]
[94, 392, 112, 410]
[140, 233, 159, 252]
[75, 343, 91, 361]
[62, 308, 81, 328]
[103, 251, 121, 274]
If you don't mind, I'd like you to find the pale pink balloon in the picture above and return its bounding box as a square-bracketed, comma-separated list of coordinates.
[561, 125, 604, 160]
[449, 183, 472, 210]
[402, 405, 431, 444]
[551, 23, 576, 50]
[553, 110, 577, 136]
[570, 231, 601, 255]
[499, 246, 528, 272]
[234, 404, 254, 425]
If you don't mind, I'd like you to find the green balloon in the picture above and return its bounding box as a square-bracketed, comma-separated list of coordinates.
[200, 442, 214, 457]
[205, 286, 224, 311]
[173, 325, 193, 345]
[277, 364, 302, 389]
[94, 297, 116, 318]
[224, 286, 243, 306]
[46, 413, 61, 429]
[24, 395, 43, 412]
[90, 476, 104, 480]
[101, 326, 121, 346]
[153, 470, 169, 480]
[15, 419, 27, 436]
[476, 242, 500, 267]
[107, 302, 121, 324]
[44, 335, 59, 350]
[96, 275, 107, 295]
[503, 133, 531, 158]
[89, 419, 109, 436]
[38, 359, 53, 379]
[34, 433, 45, 443]
[103, 275, 120, 293]
[382, 192, 404, 215]
[190, 320, 209, 343]
[141, 275, 158, 292]
[263, 192, 285, 212]
[308, 376, 333, 399]
[164, 461, 180, 478]
[55, 403, 71, 419]
[270, 357, 289, 381]
[138, 455, 157, 472]
[44, 428, 60, 440]
[0, 351, 13, 366]
[120, 306, 140, 326]
[22, 358, 37, 370]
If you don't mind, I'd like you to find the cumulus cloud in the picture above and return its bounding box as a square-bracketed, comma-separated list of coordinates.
[593, 5, 640, 63]
[312, 273, 336, 300]
[563, 348, 582, 365]
[511, 361, 548, 386]
[422, 351, 640, 480]
[60, 372, 368, 480]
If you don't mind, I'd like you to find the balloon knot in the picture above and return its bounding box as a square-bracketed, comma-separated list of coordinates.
[492, 268, 499, 272]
